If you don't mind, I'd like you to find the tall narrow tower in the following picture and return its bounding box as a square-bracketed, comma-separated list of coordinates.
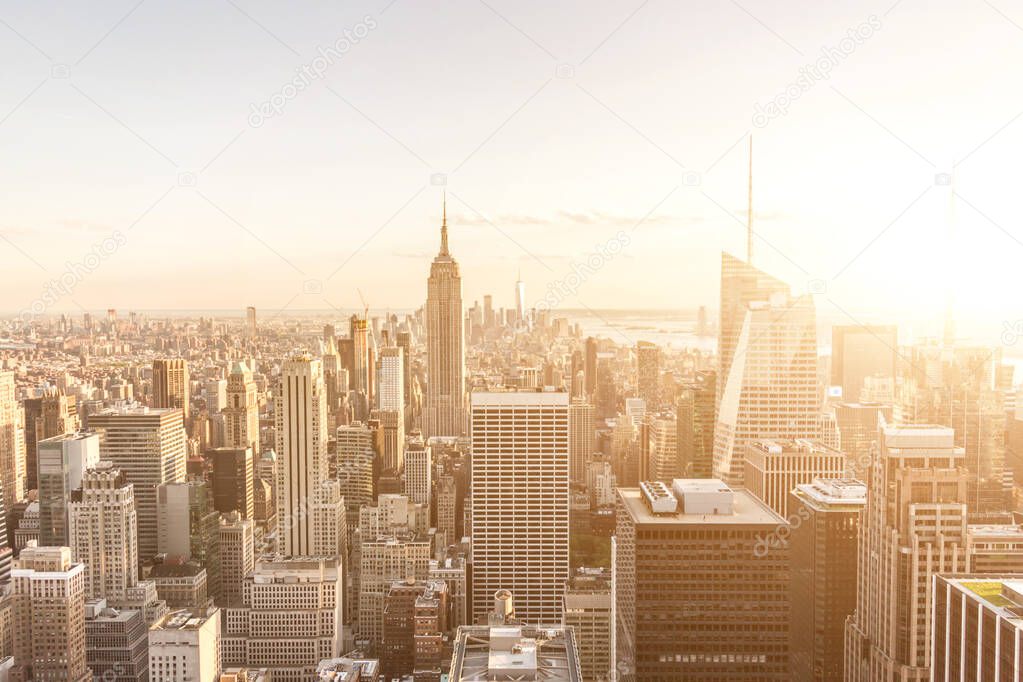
[275, 356, 329, 556]
[424, 198, 465, 438]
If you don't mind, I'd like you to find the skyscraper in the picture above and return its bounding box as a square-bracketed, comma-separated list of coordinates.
[10, 544, 90, 682]
[89, 406, 187, 558]
[712, 292, 819, 487]
[744, 439, 846, 518]
[843, 419, 1023, 680]
[222, 557, 342, 680]
[37, 431, 99, 546]
[68, 463, 138, 602]
[830, 324, 898, 401]
[245, 305, 257, 338]
[615, 479, 790, 680]
[515, 271, 526, 326]
[149, 607, 222, 682]
[563, 570, 613, 682]
[0, 370, 25, 512]
[635, 341, 661, 411]
[716, 252, 790, 416]
[210, 446, 254, 519]
[216, 511, 254, 608]
[568, 398, 595, 484]
[403, 434, 431, 507]
[931, 576, 1023, 681]
[222, 361, 259, 457]
[156, 481, 221, 599]
[789, 478, 865, 682]
[275, 356, 329, 556]
[646, 414, 679, 481]
[584, 337, 597, 398]
[24, 390, 79, 491]
[152, 359, 190, 419]
[424, 200, 465, 438]
[337, 422, 375, 530]
[470, 390, 569, 625]
[676, 369, 716, 478]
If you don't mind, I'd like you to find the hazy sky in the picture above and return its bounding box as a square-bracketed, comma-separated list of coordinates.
[2, 0, 1023, 342]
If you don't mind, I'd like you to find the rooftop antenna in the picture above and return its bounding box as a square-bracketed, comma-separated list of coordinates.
[440, 191, 449, 256]
[942, 164, 956, 349]
[747, 134, 754, 264]
[357, 288, 368, 322]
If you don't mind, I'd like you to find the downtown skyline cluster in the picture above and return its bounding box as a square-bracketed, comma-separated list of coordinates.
[4, 1, 1023, 681]
[0, 204, 1021, 680]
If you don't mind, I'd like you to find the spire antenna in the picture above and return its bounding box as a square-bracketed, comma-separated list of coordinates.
[440, 191, 449, 256]
[747, 134, 754, 264]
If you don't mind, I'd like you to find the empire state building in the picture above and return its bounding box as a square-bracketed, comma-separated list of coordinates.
[424, 198, 465, 438]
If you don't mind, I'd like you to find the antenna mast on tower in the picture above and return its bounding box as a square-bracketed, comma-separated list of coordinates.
[747, 134, 754, 264]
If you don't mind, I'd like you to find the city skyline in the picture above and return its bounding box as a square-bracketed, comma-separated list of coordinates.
[3, 2, 1023, 679]
[2, 1, 1023, 331]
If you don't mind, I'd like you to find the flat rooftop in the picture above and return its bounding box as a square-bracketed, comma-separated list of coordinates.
[618, 487, 784, 526]
[943, 577, 1023, 623]
[470, 391, 569, 406]
[152, 608, 217, 630]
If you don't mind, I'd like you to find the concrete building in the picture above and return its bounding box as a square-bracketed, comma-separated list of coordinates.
[470, 391, 569, 625]
[635, 341, 661, 411]
[569, 398, 595, 484]
[646, 414, 678, 481]
[337, 422, 375, 530]
[10, 544, 89, 682]
[844, 419, 1023, 681]
[23, 390, 79, 492]
[424, 201, 466, 439]
[381, 578, 448, 680]
[931, 575, 1023, 681]
[84, 599, 149, 682]
[68, 463, 138, 602]
[714, 254, 816, 487]
[563, 569, 612, 682]
[403, 434, 431, 507]
[789, 478, 866, 682]
[222, 557, 341, 682]
[275, 357, 329, 556]
[89, 406, 187, 559]
[615, 479, 790, 680]
[216, 511, 254, 608]
[0, 371, 26, 520]
[376, 346, 405, 471]
[150, 559, 209, 609]
[149, 607, 222, 682]
[745, 439, 846, 518]
[830, 324, 897, 402]
[676, 369, 715, 479]
[222, 361, 259, 457]
[37, 431, 99, 546]
[832, 402, 892, 478]
[210, 446, 253, 520]
[449, 591, 582, 680]
[156, 480, 221, 600]
[358, 534, 431, 648]
[152, 359, 190, 419]
[435, 475, 456, 548]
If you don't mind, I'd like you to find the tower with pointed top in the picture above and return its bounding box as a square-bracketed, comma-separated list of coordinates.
[424, 198, 465, 438]
[515, 270, 526, 327]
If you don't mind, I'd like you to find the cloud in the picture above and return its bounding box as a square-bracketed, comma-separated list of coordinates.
[450, 210, 699, 230]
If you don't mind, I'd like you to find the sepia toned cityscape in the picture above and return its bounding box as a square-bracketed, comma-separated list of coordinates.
[4, 0, 1023, 680]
